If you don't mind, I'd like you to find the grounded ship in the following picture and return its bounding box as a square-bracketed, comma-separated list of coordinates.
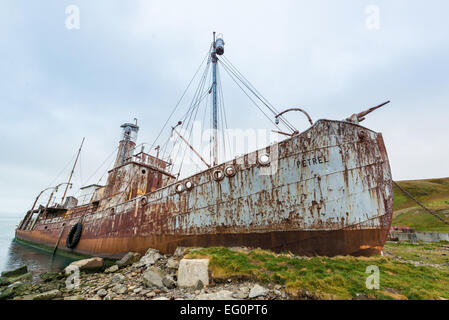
[15, 34, 393, 258]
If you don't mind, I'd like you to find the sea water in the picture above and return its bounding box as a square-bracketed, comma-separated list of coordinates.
[0, 213, 75, 275]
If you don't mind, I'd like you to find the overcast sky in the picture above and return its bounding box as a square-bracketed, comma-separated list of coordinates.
[1, 0, 448, 215]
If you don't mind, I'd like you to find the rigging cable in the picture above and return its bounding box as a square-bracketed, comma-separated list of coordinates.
[220, 55, 297, 130]
[169, 54, 212, 175]
[176, 58, 212, 176]
[218, 59, 283, 130]
[112, 47, 214, 204]
[220, 55, 297, 132]
[169, 54, 211, 161]
[217, 63, 232, 161]
[147, 47, 212, 158]
[45, 151, 78, 189]
[83, 145, 119, 187]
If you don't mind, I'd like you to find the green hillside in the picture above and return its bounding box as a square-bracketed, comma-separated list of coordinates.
[392, 177, 449, 232]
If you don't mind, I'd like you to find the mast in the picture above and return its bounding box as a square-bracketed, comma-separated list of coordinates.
[60, 137, 85, 206]
[211, 32, 225, 166]
[211, 32, 218, 166]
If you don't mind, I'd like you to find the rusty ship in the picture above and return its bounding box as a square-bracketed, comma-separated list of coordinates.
[15, 33, 393, 258]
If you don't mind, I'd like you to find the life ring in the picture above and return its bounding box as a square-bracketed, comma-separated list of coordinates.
[66, 222, 83, 249]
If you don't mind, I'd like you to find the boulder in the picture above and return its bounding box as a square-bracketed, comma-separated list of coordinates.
[194, 280, 204, 290]
[177, 259, 209, 288]
[162, 275, 176, 289]
[112, 284, 128, 295]
[1, 265, 28, 278]
[104, 292, 117, 300]
[7, 281, 33, 297]
[64, 257, 104, 275]
[1, 272, 32, 286]
[13, 273, 32, 282]
[248, 284, 268, 298]
[142, 267, 165, 289]
[195, 290, 235, 300]
[232, 291, 248, 299]
[133, 287, 143, 294]
[173, 247, 187, 257]
[0, 288, 14, 300]
[116, 252, 142, 269]
[137, 248, 162, 267]
[22, 289, 62, 301]
[96, 289, 108, 297]
[166, 257, 179, 269]
[104, 265, 119, 274]
[39, 272, 63, 283]
[0, 278, 9, 287]
[110, 273, 125, 283]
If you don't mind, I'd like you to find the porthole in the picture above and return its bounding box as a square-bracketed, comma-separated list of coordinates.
[258, 153, 270, 166]
[224, 165, 236, 177]
[140, 196, 148, 207]
[185, 180, 194, 190]
[142, 169, 147, 174]
[175, 183, 185, 193]
[212, 170, 225, 181]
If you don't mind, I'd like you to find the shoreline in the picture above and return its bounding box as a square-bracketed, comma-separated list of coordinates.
[1, 241, 448, 300]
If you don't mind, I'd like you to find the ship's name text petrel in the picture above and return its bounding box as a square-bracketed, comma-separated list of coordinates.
[297, 156, 330, 168]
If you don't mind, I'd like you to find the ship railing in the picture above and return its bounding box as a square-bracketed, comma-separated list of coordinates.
[130, 152, 171, 170]
[77, 191, 99, 207]
[19, 182, 74, 230]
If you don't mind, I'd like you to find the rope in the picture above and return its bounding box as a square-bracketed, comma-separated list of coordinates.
[393, 181, 449, 226]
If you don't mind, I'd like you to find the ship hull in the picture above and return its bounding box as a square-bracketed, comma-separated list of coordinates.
[16, 228, 387, 258]
[16, 120, 393, 258]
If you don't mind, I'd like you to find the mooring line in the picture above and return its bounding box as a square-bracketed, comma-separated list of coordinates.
[393, 181, 449, 226]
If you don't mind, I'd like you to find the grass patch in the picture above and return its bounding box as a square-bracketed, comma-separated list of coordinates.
[185, 245, 449, 300]
[384, 241, 449, 265]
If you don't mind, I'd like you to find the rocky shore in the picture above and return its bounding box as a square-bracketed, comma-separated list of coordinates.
[3, 242, 448, 300]
[0, 247, 291, 301]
